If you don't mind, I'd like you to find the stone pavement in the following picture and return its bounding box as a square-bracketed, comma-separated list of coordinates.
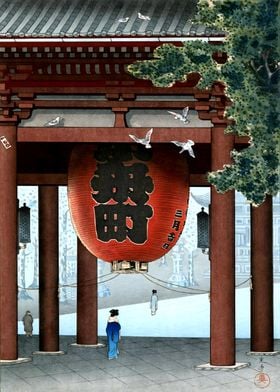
[0, 336, 280, 391]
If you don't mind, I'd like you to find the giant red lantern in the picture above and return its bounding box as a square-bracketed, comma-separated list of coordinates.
[68, 143, 189, 262]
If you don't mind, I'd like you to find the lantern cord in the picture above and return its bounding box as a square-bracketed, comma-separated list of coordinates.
[99, 271, 121, 279]
[18, 274, 251, 292]
[235, 277, 251, 287]
[17, 272, 121, 290]
[145, 273, 252, 291]
[140, 273, 252, 294]
[144, 273, 208, 293]
[60, 273, 121, 288]
[139, 273, 209, 295]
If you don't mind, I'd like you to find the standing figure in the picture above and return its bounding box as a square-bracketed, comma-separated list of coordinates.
[106, 309, 121, 360]
[22, 310, 33, 336]
[150, 289, 158, 315]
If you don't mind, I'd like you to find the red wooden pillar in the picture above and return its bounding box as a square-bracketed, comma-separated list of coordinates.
[39, 186, 59, 352]
[77, 239, 98, 345]
[210, 126, 235, 366]
[0, 124, 18, 360]
[251, 196, 273, 352]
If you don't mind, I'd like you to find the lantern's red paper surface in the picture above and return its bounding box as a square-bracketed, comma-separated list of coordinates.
[68, 144, 189, 262]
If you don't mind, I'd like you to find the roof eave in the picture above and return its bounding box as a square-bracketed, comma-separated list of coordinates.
[0, 36, 225, 46]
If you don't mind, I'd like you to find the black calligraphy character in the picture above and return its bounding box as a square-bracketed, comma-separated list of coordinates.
[95, 204, 153, 243]
[91, 144, 154, 244]
[175, 209, 183, 218]
[162, 243, 170, 249]
[172, 220, 181, 231]
[167, 232, 176, 242]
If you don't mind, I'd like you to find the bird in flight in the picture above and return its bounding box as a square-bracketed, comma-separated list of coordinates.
[44, 116, 64, 127]
[167, 107, 190, 124]
[118, 17, 129, 22]
[129, 128, 153, 148]
[171, 140, 195, 157]
[138, 12, 151, 20]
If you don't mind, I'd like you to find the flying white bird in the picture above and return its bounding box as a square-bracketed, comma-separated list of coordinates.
[138, 12, 151, 20]
[171, 140, 195, 157]
[44, 116, 64, 127]
[167, 106, 190, 124]
[118, 17, 129, 22]
[129, 128, 153, 148]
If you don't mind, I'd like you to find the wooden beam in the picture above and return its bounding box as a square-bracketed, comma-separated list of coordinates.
[16, 100, 218, 110]
[12, 86, 204, 95]
[235, 136, 250, 144]
[17, 127, 212, 143]
[190, 174, 209, 186]
[17, 127, 249, 144]
[17, 173, 209, 186]
[17, 173, 67, 185]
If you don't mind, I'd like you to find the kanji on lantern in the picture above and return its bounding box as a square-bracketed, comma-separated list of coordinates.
[68, 143, 190, 262]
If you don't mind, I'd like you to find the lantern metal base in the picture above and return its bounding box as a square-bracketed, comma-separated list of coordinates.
[112, 261, 148, 273]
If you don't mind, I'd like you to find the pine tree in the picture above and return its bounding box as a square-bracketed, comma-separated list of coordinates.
[128, 0, 280, 205]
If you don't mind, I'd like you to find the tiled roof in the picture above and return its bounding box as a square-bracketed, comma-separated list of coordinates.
[0, 0, 223, 39]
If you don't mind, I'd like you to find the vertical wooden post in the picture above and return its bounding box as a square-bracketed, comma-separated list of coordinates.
[251, 196, 273, 352]
[39, 186, 59, 352]
[0, 124, 18, 359]
[77, 239, 98, 345]
[210, 126, 235, 366]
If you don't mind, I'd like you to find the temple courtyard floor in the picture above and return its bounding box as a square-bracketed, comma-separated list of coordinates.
[1, 336, 280, 391]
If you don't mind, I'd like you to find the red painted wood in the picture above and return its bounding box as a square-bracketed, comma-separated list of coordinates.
[17, 173, 68, 185]
[251, 197, 273, 352]
[210, 127, 236, 366]
[17, 127, 212, 143]
[0, 124, 18, 360]
[17, 173, 209, 186]
[77, 239, 98, 345]
[39, 186, 59, 352]
[21, 100, 213, 109]
[11, 85, 202, 95]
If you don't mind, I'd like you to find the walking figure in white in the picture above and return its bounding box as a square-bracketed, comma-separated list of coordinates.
[150, 289, 158, 316]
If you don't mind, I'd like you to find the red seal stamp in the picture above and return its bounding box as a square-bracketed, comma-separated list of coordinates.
[254, 372, 270, 388]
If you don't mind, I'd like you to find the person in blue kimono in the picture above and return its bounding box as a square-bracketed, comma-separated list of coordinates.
[106, 309, 121, 360]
